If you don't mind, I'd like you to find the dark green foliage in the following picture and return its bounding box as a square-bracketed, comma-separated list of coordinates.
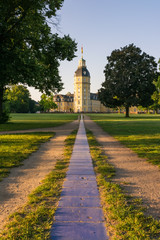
[0, 0, 77, 122]
[0, 111, 10, 124]
[29, 99, 39, 113]
[5, 85, 39, 113]
[5, 85, 30, 113]
[150, 69, 160, 113]
[99, 44, 157, 117]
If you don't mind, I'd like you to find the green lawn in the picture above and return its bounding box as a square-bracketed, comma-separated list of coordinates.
[0, 113, 79, 131]
[87, 113, 160, 167]
[87, 130, 160, 239]
[1, 130, 77, 239]
[0, 133, 54, 181]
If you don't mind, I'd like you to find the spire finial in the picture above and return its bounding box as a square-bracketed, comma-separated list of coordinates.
[81, 45, 83, 58]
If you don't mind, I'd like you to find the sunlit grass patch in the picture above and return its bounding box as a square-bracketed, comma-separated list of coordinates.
[0, 113, 79, 131]
[87, 130, 160, 239]
[0, 133, 54, 181]
[0, 130, 77, 239]
[116, 134, 160, 166]
[87, 113, 160, 168]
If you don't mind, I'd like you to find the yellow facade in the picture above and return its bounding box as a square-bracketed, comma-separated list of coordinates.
[91, 100, 100, 112]
[53, 93, 74, 112]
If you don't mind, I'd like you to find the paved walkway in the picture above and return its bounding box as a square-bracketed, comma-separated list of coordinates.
[51, 116, 108, 240]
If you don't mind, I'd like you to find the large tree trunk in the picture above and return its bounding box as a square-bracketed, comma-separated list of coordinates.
[0, 86, 4, 118]
[125, 106, 129, 117]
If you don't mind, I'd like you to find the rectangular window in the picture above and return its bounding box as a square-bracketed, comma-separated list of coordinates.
[78, 100, 80, 105]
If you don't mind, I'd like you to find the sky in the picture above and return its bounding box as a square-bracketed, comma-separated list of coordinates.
[29, 0, 160, 101]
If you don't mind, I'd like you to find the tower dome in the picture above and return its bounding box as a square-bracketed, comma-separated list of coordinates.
[74, 59, 90, 77]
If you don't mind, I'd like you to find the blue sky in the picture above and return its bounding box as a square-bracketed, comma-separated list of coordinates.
[29, 0, 160, 101]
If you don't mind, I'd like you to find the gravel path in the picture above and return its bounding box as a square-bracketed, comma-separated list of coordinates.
[84, 116, 160, 220]
[0, 120, 79, 231]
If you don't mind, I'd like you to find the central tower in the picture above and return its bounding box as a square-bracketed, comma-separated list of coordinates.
[74, 47, 91, 112]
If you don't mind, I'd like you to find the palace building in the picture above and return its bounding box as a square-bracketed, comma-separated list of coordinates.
[53, 48, 109, 113]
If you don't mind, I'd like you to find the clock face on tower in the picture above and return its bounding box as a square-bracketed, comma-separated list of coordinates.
[83, 71, 86, 75]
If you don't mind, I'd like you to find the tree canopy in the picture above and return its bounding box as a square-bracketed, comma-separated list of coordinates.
[5, 85, 39, 113]
[98, 44, 157, 117]
[0, 0, 77, 122]
[39, 93, 57, 112]
[150, 69, 160, 113]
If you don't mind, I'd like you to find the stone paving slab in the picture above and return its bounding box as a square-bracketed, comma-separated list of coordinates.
[51, 222, 108, 240]
[58, 196, 101, 207]
[68, 167, 94, 171]
[69, 162, 93, 166]
[69, 165, 94, 168]
[71, 156, 92, 161]
[72, 149, 90, 152]
[71, 158, 91, 161]
[63, 180, 97, 188]
[55, 207, 104, 222]
[67, 169, 95, 175]
[69, 160, 92, 164]
[61, 187, 99, 197]
[70, 154, 92, 160]
[65, 175, 96, 181]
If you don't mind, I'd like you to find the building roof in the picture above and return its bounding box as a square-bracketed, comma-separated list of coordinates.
[54, 94, 74, 102]
[75, 66, 90, 77]
[90, 93, 99, 100]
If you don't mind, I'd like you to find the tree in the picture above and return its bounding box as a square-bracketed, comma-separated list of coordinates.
[98, 44, 157, 117]
[5, 85, 39, 113]
[29, 99, 39, 113]
[150, 72, 160, 113]
[39, 94, 57, 112]
[0, 0, 77, 122]
[5, 85, 30, 113]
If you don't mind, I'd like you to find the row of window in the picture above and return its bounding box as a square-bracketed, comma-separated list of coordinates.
[78, 78, 86, 81]
[77, 88, 89, 93]
[77, 100, 87, 105]
[56, 98, 73, 102]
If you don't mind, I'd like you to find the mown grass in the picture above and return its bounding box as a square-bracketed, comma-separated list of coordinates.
[87, 113, 160, 167]
[0, 133, 54, 181]
[87, 130, 160, 240]
[0, 130, 77, 239]
[0, 113, 79, 131]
